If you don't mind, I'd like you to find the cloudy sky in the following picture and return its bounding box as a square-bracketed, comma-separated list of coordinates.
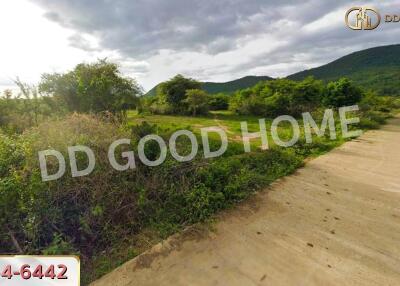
[0, 0, 399, 92]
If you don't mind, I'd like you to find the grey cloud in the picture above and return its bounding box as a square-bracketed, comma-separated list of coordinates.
[31, 0, 305, 57]
[68, 34, 98, 52]
[218, 4, 400, 77]
[43, 11, 65, 24]
[122, 61, 150, 74]
[28, 0, 400, 87]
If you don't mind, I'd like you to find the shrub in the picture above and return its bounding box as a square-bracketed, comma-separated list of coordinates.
[208, 93, 230, 110]
[0, 87, 65, 134]
[184, 89, 209, 116]
[0, 114, 305, 261]
[323, 78, 363, 107]
[156, 74, 202, 114]
[359, 117, 381, 129]
[229, 77, 326, 117]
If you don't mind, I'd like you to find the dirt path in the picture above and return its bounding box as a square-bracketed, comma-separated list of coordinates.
[91, 118, 400, 286]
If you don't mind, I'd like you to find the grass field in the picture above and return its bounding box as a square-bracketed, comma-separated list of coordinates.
[128, 110, 264, 138]
[127, 110, 347, 153]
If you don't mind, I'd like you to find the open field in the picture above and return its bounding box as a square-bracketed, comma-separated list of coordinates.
[127, 110, 346, 151]
[128, 110, 267, 142]
[92, 116, 400, 286]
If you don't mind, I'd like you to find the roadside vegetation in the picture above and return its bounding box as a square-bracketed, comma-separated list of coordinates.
[1, 59, 399, 284]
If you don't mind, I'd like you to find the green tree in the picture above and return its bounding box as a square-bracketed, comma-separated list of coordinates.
[39, 59, 142, 116]
[184, 89, 209, 116]
[208, 93, 229, 110]
[323, 78, 363, 107]
[39, 72, 79, 111]
[264, 92, 291, 117]
[157, 75, 201, 113]
[293, 77, 324, 112]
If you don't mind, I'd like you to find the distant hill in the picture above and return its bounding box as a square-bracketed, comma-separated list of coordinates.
[288, 44, 400, 96]
[145, 75, 273, 96]
[145, 45, 400, 97]
[202, 76, 273, 94]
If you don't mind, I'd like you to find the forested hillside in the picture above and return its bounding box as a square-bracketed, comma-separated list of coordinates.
[288, 45, 400, 96]
[145, 75, 273, 96]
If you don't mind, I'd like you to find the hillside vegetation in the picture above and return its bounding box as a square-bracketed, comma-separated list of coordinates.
[146, 45, 400, 97]
[288, 45, 400, 96]
[145, 75, 273, 96]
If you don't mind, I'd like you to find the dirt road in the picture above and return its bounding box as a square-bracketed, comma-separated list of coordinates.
[91, 118, 400, 286]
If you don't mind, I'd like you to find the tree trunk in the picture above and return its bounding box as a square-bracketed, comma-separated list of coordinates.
[8, 228, 23, 253]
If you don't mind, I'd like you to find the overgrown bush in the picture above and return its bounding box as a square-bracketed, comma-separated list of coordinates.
[0, 86, 65, 134]
[0, 114, 308, 283]
[323, 78, 363, 107]
[230, 77, 325, 117]
[228, 77, 378, 118]
[208, 93, 230, 110]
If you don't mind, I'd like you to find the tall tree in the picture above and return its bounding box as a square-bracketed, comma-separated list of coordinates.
[39, 59, 142, 115]
[157, 74, 201, 113]
[184, 89, 209, 116]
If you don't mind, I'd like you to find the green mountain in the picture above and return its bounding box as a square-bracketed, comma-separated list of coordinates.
[145, 75, 273, 96]
[288, 44, 400, 96]
[202, 76, 273, 94]
[145, 44, 400, 97]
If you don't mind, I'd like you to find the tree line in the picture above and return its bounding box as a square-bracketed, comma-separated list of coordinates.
[139, 74, 375, 117]
[1, 60, 394, 133]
